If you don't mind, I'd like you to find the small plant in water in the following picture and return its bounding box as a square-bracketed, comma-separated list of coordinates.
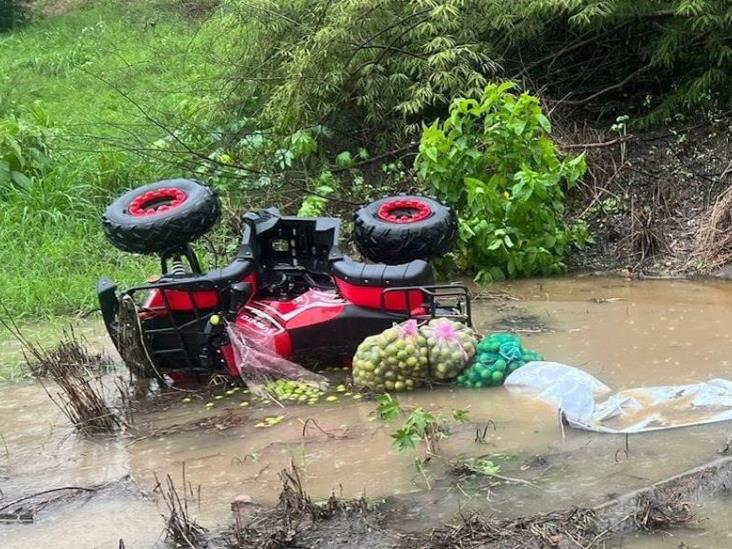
[459, 457, 502, 477]
[375, 394, 470, 489]
[375, 393, 402, 421]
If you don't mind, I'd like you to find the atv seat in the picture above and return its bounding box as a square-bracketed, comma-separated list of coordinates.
[330, 258, 433, 287]
[331, 258, 432, 313]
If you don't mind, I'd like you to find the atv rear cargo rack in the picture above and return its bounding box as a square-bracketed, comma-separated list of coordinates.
[380, 284, 472, 326]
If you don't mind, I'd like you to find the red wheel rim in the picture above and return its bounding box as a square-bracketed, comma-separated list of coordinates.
[128, 187, 188, 217]
[376, 199, 432, 224]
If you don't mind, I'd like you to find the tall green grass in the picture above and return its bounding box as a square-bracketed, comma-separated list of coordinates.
[0, 166, 154, 316]
[0, 1, 220, 317]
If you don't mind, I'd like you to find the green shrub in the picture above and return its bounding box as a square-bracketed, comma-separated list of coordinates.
[0, 105, 52, 195]
[416, 82, 589, 282]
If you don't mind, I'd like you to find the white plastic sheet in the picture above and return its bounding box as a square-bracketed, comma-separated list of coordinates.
[505, 362, 732, 434]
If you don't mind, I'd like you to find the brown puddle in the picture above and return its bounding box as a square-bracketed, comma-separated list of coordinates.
[3, 276, 732, 547]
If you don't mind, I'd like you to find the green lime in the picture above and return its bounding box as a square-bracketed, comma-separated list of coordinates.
[480, 369, 492, 380]
[491, 370, 504, 383]
[495, 360, 507, 372]
[475, 381, 484, 388]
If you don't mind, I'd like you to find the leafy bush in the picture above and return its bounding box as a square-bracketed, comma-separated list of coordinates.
[416, 83, 589, 282]
[0, 105, 53, 195]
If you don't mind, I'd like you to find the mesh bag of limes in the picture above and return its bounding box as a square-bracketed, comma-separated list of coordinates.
[352, 318, 477, 392]
[455, 333, 543, 388]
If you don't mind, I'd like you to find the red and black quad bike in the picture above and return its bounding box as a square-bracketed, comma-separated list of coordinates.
[97, 179, 472, 384]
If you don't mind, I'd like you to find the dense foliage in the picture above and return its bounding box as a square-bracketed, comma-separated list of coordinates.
[416, 83, 589, 281]
[0, 0, 29, 32]
[218, 0, 732, 138]
[0, 106, 51, 194]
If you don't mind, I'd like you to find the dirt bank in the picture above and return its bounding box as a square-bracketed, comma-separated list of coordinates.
[566, 114, 732, 278]
[206, 456, 732, 548]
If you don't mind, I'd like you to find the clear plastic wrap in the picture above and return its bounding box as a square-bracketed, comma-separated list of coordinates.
[226, 324, 328, 396]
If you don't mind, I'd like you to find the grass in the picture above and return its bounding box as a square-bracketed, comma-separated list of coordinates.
[1, 0, 215, 126]
[0, 0, 221, 317]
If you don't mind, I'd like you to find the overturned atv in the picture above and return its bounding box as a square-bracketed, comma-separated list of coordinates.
[98, 179, 471, 383]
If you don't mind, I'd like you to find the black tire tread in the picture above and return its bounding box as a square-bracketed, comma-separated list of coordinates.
[102, 180, 220, 254]
[353, 196, 456, 264]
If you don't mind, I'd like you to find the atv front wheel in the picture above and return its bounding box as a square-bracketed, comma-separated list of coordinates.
[353, 195, 456, 264]
[102, 179, 220, 254]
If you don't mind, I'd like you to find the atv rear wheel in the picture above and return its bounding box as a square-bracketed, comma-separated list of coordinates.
[353, 195, 456, 264]
[102, 179, 220, 254]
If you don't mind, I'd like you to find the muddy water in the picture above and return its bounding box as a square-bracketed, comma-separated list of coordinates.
[3, 277, 732, 547]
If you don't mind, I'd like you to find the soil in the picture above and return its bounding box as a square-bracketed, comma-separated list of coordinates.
[203, 456, 732, 549]
[565, 113, 732, 278]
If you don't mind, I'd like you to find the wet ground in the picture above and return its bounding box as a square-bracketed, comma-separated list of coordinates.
[3, 277, 732, 547]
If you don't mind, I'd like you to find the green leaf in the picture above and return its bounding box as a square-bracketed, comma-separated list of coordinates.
[10, 171, 32, 190]
[537, 114, 551, 133]
[335, 151, 353, 168]
[391, 427, 420, 452]
[489, 266, 505, 281]
[452, 408, 470, 422]
[375, 393, 402, 422]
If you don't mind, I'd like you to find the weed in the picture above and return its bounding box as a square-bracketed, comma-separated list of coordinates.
[376, 393, 471, 489]
[1, 313, 127, 434]
[154, 465, 205, 548]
